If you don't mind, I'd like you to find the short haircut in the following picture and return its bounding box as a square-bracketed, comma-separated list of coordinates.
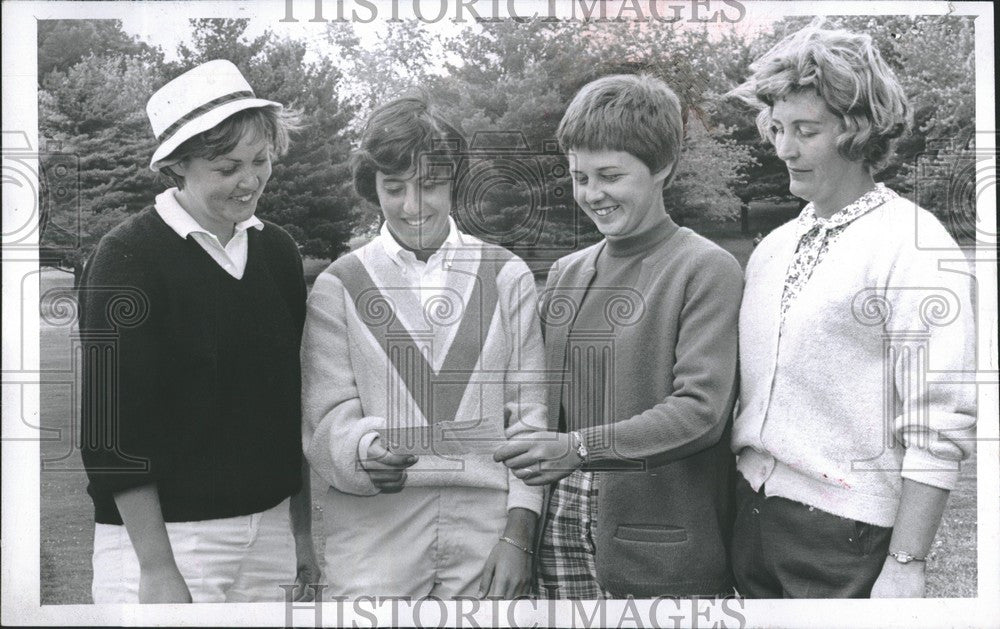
[351, 95, 468, 205]
[157, 106, 300, 189]
[733, 25, 910, 170]
[556, 74, 684, 186]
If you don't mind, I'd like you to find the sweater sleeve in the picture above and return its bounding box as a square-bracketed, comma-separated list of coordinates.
[78, 235, 165, 495]
[301, 271, 385, 496]
[273, 226, 307, 338]
[537, 257, 563, 431]
[579, 248, 743, 466]
[538, 258, 561, 345]
[884, 218, 977, 490]
[498, 259, 546, 515]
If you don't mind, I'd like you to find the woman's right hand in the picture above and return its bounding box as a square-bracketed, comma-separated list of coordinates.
[138, 563, 192, 603]
[363, 439, 418, 493]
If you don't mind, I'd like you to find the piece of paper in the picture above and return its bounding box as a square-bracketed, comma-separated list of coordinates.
[379, 419, 507, 455]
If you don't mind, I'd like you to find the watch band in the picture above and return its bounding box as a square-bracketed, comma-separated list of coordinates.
[887, 550, 927, 564]
[570, 430, 588, 463]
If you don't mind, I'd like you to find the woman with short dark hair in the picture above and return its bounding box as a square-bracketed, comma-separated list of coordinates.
[301, 94, 546, 598]
[495, 74, 743, 598]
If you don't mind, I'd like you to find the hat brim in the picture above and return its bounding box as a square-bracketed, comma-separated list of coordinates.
[149, 98, 282, 171]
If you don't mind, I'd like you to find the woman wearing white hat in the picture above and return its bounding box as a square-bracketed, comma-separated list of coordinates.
[78, 60, 319, 603]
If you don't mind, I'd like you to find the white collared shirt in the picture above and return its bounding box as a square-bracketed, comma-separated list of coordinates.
[376, 217, 464, 310]
[155, 188, 264, 279]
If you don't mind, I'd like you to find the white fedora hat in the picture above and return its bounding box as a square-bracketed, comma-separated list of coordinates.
[146, 59, 281, 171]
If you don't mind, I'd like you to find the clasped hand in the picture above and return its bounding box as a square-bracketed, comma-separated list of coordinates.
[493, 430, 582, 486]
[363, 439, 418, 493]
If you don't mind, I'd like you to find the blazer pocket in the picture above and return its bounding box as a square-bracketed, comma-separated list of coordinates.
[613, 524, 687, 544]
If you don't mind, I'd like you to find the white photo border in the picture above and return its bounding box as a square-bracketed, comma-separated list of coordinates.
[2, 1, 996, 626]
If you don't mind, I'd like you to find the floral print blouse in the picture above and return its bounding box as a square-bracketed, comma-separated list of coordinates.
[780, 183, 899, 322]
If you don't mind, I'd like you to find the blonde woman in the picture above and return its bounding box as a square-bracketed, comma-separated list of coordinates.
[79, 60, 318, 603]
[730, 27, 976, 598]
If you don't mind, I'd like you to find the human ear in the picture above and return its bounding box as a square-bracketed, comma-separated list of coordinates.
[171, 158, 191, 178]
[652, 160, 674, 184]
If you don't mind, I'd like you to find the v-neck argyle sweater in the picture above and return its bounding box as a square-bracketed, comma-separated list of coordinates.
[301, 234, 546, 514]
[79, 207, 306, 525]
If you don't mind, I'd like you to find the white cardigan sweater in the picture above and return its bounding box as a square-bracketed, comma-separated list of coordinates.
[733, 195, 977, 526]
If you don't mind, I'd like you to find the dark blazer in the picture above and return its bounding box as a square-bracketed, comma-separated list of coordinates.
[537, 218, 742, 597]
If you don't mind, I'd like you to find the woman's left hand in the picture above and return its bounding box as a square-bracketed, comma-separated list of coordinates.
[478, 540, 532, 599]
[493, 431, 581, 486]
[869, 557, 926, 598]
[293, 539, 323, 602]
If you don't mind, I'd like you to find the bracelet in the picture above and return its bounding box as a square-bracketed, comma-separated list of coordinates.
[499, 536, 534, 555]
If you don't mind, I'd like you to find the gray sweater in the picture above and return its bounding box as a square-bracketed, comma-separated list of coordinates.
[540, 214, 743, 596]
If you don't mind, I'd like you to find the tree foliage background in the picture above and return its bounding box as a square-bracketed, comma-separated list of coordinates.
[38, 15, 977, 280]
[38, 18, 361, 278]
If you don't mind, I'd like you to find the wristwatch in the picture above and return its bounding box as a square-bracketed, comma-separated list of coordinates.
[887, 550, 926, 564]
[569, 431, 588, 464]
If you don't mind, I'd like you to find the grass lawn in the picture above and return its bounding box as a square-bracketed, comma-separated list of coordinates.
[37, 218, 979, 603]
[37, 269, 332, 605]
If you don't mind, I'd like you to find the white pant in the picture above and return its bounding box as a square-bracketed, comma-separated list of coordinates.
[92, 498, 296, 603]
[321, 486, 508, 598]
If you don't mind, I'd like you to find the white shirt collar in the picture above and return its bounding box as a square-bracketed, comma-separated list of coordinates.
[154, 188, 264, 241]
[378, 216, 462, 267]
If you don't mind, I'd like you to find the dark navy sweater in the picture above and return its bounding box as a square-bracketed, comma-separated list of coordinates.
[78, 207, 305, 524]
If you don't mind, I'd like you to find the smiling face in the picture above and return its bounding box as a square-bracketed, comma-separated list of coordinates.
[375, 167, 452, 253]
[173, 130, 272, 242]
[568, 148, 670, 239]
[769, 90, 872, 216]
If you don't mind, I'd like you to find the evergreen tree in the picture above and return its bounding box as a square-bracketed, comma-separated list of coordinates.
[169, 19, 362, 258]
[39, 54, 164, 281]
[37, 19, 163, 77]
[251, 37, 360, 259]
[38, 18, 362, 273]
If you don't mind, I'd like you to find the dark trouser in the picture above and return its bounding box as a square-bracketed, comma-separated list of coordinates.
[731, 475, 892, 598]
